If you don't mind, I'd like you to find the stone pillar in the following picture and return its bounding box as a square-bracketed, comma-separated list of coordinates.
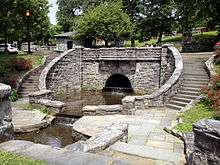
[192, 119, 220, 165]
[0, 83, 14, 141]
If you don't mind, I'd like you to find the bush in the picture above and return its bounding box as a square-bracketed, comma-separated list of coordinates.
[8, 58, 32, 71]
[9, 89, 18, 102]
[203, 75, 220, 116]
[2, 76, 19, 88]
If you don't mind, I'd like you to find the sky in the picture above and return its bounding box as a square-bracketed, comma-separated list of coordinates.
[48, 0, 58, 25]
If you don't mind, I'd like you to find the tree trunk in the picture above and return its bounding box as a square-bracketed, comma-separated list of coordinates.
[131, 37, 135, 47]
[157, 31, 163, 44]
[105, 40, 108, 47]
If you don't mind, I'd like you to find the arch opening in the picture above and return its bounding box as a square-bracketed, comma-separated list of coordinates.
[103, 74, 133, 93]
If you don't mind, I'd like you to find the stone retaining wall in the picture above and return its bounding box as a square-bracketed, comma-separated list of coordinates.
[0, 83, 14, 141]
[30, 45, 182, 115]
[43, 47, 167, 94]
[122, 45, 183, 111]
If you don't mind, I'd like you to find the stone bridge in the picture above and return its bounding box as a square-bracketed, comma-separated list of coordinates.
[41, 46, 174, 94]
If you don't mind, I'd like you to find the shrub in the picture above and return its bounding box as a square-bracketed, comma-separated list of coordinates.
[203, 75, 220, 115]
[2, 76, 18, 88]
[8, 58, 32, 71]
[9, 89, 18, 102]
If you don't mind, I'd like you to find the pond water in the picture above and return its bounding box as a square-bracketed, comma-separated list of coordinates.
[16, 90, 132, 147]
[53, 90, 132, 116]
[16, 124, 75, 148]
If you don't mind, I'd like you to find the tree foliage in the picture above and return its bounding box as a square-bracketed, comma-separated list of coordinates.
[0, 0, 50, 47]
[74, 1, 133, 46]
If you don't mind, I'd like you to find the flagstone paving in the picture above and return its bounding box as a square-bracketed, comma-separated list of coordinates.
[72, 107, 186, 164]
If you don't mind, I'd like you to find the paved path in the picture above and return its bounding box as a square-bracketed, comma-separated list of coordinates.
[0, 140, 132, 165]
[72, 107, 185, 164]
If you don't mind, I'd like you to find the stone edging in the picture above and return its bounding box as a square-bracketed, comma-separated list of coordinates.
[65, 123, 128, 153]
[16, 55, 47, 92]
[122, 44, 183, 111]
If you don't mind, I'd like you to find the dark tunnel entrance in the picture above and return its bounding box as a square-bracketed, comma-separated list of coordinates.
[103, 74, 133, 93]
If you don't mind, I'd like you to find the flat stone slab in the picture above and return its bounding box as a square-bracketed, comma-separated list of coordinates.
[12, 109, 50, 133]
[72, 115, 161, 137]
[0, 140, 132, 165]
[110, 142, 185, 164]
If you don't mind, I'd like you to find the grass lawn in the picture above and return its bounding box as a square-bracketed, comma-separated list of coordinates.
[124, 31, 218, 47]
[215, 63, 220, 74]
[0, 151, 47, 165]
[175, 102, 217, 132]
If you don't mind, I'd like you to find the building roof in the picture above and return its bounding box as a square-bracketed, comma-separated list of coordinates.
[54, 32, 75, 38]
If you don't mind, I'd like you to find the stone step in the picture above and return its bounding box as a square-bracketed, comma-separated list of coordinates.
[166, 103, 183, 110]
[172, 97, 192, 103]
[184, 81, 208, 85]
[168, 100, 188, 107]
[0, 140, 131, 165]
[183, 83, 207, 88]
[179, 90, 201, 96]
[184, 78, 209, 82]
[20, 83, 38, 88]
[183, 71, 207, 75]
[20, 85, 38, 90]
[175, 94, 199, 100]
[184, 73, 208, 78]
[110, 142, 185, 163]
[181, 87, 202, 92]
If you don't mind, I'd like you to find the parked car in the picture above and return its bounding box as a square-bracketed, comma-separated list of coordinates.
[0, 44, 18, 54]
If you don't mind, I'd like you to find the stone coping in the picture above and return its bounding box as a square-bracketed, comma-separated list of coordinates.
[82, 105, 123, 115]
[205, 55, 217, 78]
[122, 44, 183, 103]
[0, 83, 11, 99]
[16, 55, 47, 92]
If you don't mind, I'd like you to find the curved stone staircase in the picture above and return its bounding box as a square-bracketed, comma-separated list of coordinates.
[18, 52, 61, 98]
[166, 53, 212, 110]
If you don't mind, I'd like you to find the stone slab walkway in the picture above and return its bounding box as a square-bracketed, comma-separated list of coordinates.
[0, 140, 132, 165]
[12, 99, 53, 133]
[72, 107, 185, 164]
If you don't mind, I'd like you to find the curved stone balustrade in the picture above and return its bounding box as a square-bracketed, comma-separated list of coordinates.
[122, 45, 183, 112]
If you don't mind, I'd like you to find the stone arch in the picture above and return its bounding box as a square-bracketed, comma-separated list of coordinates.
[104, 74, 133, 92]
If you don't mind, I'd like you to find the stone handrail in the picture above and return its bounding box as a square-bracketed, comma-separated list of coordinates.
[205, 55, 217, 77]
[39, 49, 74, 90]
[29, 50, 74, 112]
[0, 83, 13, 140]
[122, 44, 183, 111]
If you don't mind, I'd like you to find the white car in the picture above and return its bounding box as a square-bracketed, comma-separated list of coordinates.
[0, 44, 18, 53]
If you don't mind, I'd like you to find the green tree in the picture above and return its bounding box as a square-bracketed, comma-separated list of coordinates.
[56, 0, 86, 32]
[138, 0, 175, 43]
[174, 0, 197, 43]
[0, 0, 50, 49]
[74, 1, 133, 47]
[196, 0, 220, 33]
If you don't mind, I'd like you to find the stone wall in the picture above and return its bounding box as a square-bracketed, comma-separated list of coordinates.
[45, 47, 164, 94]
[122, 45, 183, 111]
[0, 83, 14, 141]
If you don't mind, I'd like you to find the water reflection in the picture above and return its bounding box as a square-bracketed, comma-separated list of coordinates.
[53, 90, 132, 116]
